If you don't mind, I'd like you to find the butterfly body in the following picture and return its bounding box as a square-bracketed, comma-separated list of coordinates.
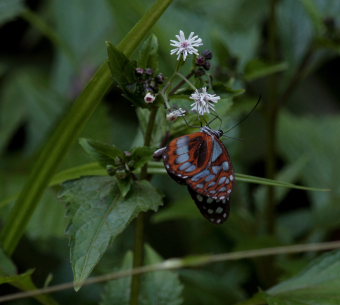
[156, 126, 234, 224]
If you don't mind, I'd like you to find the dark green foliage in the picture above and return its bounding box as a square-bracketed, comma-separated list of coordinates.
[1, 0, 340, 304]
[60, 177, 163, 289]
[101, 246, 183, 305]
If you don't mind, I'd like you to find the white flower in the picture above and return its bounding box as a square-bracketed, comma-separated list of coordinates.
[170, 30, 203, 61]
[166, 108, 186, 121]
[190, 87, 220, 115]
[144, 92, 156, 104]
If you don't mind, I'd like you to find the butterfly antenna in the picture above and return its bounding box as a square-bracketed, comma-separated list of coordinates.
[208, 111, 222, 128]
[223, 95, 262, 134]
[182, 115, 201, 129]
[221, 134, 243, 142]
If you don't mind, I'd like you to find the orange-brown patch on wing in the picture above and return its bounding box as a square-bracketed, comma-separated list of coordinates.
[163, 132, 213, 177]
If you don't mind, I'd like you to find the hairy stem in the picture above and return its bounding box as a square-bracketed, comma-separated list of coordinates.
[130, 106, 158, 305]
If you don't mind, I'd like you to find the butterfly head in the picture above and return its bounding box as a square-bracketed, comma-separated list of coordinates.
[201, 126, 224, 138]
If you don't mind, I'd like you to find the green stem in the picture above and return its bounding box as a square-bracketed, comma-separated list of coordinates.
[175, 72, 196, 90]
[169, 71, 194, 95]
[130, 106, 159, 305]
[0, 0, 173, 255]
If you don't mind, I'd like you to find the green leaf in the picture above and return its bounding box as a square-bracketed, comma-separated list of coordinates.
[263, 250, 340, 305]
[0, 269, 33, 285]
[0, 263, 59, 305]
[100, 251, 133, 305]
[140, 245, 183, 305]
[79, 138, 125, 167]
[244, 59, 288, 81]
[0, 247, 16, 275]
[138, 34, 159, 71]
[300, 0, 326, 35]
[116, 177, 132, 198]
[59, 176, 163, 289]
[130, 146, 155, 170]
[0, 0, 173, 255]
[101, 246, 183, 305]
[106, 42, 136, 85]
[0, 0, 24, 26]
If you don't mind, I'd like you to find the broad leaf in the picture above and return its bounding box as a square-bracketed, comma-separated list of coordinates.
[101, 246, 183, 305]
[100, 252, 133, 305]
[59, 176, 163, 289]
[140, 245, 183, 305]
[263, 250, 340, 305]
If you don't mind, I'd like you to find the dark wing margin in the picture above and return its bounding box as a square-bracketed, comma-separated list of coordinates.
[187, 187, 230, 224]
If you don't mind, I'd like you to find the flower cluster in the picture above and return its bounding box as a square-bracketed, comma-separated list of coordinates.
[142, 30, 221, 117]
[135, 67, 164, 104]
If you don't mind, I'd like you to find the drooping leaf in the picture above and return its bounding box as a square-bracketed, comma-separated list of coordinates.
[59, 176, 163, 289]
[138, 34, 159, 71]
[263, 250, 340, 305]
[79, 138, 125, 168]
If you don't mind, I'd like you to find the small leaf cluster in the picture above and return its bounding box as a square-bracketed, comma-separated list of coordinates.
[79, 138, 154, 197]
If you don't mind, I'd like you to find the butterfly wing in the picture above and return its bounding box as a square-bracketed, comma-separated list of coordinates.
[162, 132, 213, 179]
[163, 132, 234, 224]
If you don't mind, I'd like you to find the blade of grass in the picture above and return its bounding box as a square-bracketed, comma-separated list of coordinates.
[0, 0, 173, 255]
[0, 160, 330, 211]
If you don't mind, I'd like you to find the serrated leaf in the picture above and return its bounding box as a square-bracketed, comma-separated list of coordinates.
[101, 246, 183, 305]
[140, 245, 183, 305]
[79, 138, 125, 167]
[100, 252, 133, 305]
[130, 146, 155, 170]
[106, 41, 136, 85]
[263, 250, 340, 305]
[138, 34, 159, 71]
[59, 176, 163, 289]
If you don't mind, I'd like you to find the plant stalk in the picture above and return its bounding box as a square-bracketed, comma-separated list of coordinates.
[130, 106, 158, 305]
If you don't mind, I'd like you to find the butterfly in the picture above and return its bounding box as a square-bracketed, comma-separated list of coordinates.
[154, 126, 234, 224]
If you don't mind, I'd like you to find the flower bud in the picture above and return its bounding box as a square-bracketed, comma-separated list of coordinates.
[166, 108, 186, 121]
[196, 55, 206, 66]
[144, 92, 156, 104]
[145, 68, 153, 75]
[135, 67, 144, 75]
[202, 49, 213, 60]
[156, 73, 165, 84]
